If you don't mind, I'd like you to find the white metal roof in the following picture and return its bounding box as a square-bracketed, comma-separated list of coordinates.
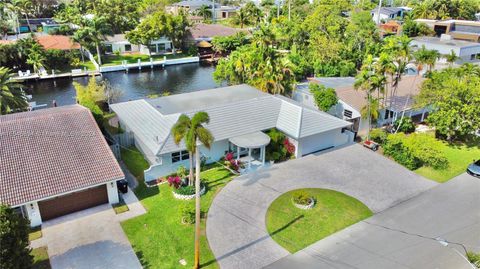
[229, 132, 271, 148]
[110, 85, 351, 157]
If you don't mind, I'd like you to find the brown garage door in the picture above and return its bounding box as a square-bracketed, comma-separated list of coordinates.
[39, 185, 108, 221]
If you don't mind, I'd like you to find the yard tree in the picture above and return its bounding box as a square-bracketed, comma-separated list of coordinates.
[126, 11, 168, 57]
[309, 83, 338, 112]
[0, 67, 28, 114]
[171, 112, 214, 269]
[165, 11, 191, 54]
[415, 65, 480, 141]
[0, 204, 33, 269]
[196, 5, 212, 21]
[75, 16, 113, 66]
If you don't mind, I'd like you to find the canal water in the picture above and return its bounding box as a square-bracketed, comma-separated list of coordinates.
[24, 63, 222, 107]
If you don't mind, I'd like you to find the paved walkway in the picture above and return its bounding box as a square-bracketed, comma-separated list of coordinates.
[116, 187, 147, 222]
[41, 204, 142, 269]
[206, 144, 437, 269]
[266, 173, 480, 269]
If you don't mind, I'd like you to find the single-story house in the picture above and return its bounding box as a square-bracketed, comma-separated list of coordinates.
[411, 35, 480, 63]
[35, 35, 81, 51]
[167, 0, 239, 20]
[371, 7, 409, 23]
[0, 105, 124, 227]
[110, 85, 354, 181]
[104, 34, 172, 55]
[415, 19, 480, 42]
[293, 76, 427, 136]
[185, 23, 248, 45]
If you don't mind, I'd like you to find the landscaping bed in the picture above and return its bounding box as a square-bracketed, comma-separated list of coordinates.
[266, 188, 372, 253]
[120, 146, 235, 268]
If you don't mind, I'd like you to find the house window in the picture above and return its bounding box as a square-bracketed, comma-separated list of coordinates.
[105, 44, 113, 53]
[125, 44, 132, 52]
[343, 109, 353, 118]
[158, 43, 166, 52]
[384, 109, 394, 119]
[172, 150, 189, 163]
[149, 44, 157, 54]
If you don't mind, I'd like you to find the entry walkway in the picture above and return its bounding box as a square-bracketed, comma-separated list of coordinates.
[206, 144, 437, 269]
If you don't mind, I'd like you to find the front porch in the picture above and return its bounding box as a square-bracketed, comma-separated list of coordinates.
[229, 131, 271, 172]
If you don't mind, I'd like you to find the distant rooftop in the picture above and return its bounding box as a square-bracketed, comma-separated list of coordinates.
[371, 7, 404, 15]
[172, 0, 220, 8]
[187, 23, 247, 40]
[297, 77, 355, 93]
[146, 85, 268, 115]
[412, 36, 480, 48]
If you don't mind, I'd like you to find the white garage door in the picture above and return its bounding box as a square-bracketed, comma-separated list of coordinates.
[300, 129, 338, 156]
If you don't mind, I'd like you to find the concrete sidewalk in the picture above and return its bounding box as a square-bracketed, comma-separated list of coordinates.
[116, 187, 147, 222]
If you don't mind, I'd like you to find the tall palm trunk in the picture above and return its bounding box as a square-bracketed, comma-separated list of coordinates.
[194, 149, 201, 269]
[96, 43, 102, 66]
[189, 152, 194, 186]
[25, 13, 31, 33]
[79, 45, 85, 63]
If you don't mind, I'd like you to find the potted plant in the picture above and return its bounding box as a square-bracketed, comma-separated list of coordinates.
[292, 190, 315, 210]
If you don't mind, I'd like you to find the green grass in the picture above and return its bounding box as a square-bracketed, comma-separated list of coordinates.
[266, 188, 373, 253]
[120, 146, 235, 268]
[32, 247, 51, 269]
[113, 199, 129, 214]
[414, 141, 480, 183]
[29, 226, 42, 241]
[101, 53, 191, 66]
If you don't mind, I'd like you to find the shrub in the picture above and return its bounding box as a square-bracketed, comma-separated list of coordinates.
[393, 118, 416, 134]
[167, 176, 181, 189]
[266, 129, 295, 162]
[383, 133, 448, 170]
[176, 165, 188, 179]
[0, 205, 33, 269]
[292, 190, 312, 205]
[369, 128, 388, 144]
[180, 203, 195, 224]
[467, 251, 480, 268]
[175, 185, 196, 195]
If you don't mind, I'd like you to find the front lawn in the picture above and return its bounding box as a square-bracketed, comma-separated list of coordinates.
[101, 53, 191, 66]
[32, 247, 51, 269]
[120, 146, 235, 268]
[414, 141, 480, 183]
[29, 226, 42, 241]
[266, 188, 373, 253]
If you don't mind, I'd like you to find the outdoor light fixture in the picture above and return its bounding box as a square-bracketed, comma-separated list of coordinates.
[30, 203, 34, 210]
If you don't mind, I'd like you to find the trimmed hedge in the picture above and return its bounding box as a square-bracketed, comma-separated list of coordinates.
[393, 118, 416, 134]
[369, 128, 388, 145]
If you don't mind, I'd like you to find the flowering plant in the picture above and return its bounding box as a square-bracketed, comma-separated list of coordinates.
[224, 152, 243, 172]
[167, 175, 181, 189]
[283, 138, 295, 155]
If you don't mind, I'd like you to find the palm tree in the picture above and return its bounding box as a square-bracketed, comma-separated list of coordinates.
[26, 50, 46, 74]
[197, 5, 212, 21]
[77, 17, 113, 66]
[235, 8, 249, 28]
[12, 0, 33, 33]
[445, 50, 458, 66]
[171, 112, 214, 269]
[0, 67, 28, 114]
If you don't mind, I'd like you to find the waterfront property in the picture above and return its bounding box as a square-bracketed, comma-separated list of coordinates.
[293, 76, 428, 136]
[186, 23, 247, 44]
[110, 85, 354, 181]
[104, 34, 173, 56]
[167, 0, 239, 21]
[0, 105, 124, 227]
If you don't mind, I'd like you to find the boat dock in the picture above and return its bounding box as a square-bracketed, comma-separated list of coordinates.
[12, 70, 101, 82]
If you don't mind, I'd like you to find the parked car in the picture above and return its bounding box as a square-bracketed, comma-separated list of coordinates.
[117, 179, 129, 193]
[467, 160, 480, 178]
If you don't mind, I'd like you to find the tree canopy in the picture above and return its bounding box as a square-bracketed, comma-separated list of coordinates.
[309, 83, 338, 112]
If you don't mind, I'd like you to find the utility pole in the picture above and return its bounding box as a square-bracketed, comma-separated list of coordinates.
[376, 0, 383, 25]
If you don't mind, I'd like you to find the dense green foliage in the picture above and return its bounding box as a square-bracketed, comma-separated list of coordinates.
[309, 83, 338, 112]
[369, 128, 388, 145]
[211, 32, 249, 54]
[73, 76, 106, 123]
[416, 65, 480, 141]
[0, 67, 28, 115]
[393, 118, 416, 134]
[266, 188, 372, 253]
[383, 133, 449, 170]
[402, 16, 435, 37]
[0, 204, 33, 269]
[410, 0, 480, 20]
[265, 128, 294, 162]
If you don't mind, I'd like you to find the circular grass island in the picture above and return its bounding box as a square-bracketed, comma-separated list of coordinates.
[266, 188, 373, 253]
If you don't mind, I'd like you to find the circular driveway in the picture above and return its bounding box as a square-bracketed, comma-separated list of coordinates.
[206, 144, 437, 269]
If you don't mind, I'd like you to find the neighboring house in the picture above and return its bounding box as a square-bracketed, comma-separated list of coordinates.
[167, 0, 239, 21]
[0, 105, 124, 227]
[185, 23, 247, 44]
[380, 20, 401, 36]
[104, 34, 172, 55]
[293, 76, 427, 136]
[371, 7, 409, 23]
[18, 18, 61, 33]
[415, 19, 480, 42]
[35, 35, 81, 51]
[110, 85, 354, 181]
[411, 35, 480, 63]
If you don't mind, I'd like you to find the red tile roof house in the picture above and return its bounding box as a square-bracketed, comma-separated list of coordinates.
[0, 105, 124, 227]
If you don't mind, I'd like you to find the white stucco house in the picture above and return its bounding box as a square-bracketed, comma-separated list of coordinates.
[110, 85, 354, 181]
[104, 34, 173, 55]
[0, 105, 124, 227]
[411, 35, 480, 64]
[293, 76, 429, 136]
[371, 7, 409, 24]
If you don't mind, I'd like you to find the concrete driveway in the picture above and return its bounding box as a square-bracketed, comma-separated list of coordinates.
[206, 144, 437, 269]
[41, 204, 142, 269]
[266, 173, 480, 269]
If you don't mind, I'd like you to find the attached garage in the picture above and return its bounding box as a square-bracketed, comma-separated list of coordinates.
[38, 185, 108, 221]
[299, 130, 337, 156]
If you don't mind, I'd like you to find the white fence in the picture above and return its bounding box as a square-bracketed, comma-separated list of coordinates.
[110, 144, 121, 159]
[113, 132, 135, 147]
[99, 56, 200, 73]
